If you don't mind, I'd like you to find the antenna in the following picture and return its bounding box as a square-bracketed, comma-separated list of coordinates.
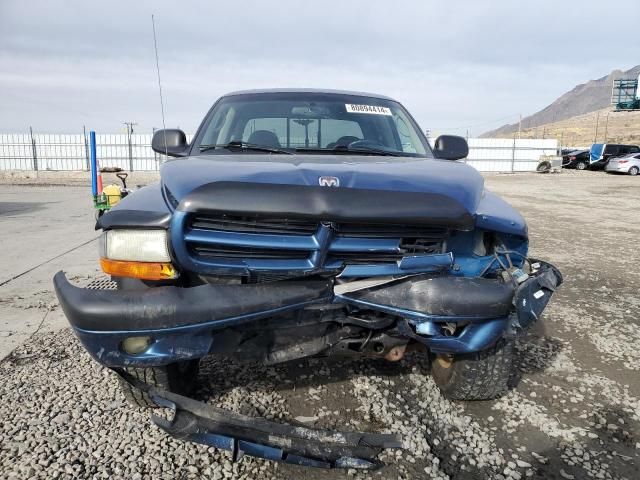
[151, 14, 168, 157]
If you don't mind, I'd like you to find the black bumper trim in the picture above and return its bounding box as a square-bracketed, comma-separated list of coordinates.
[54, 271, 332, 331]
[114, 369, 401, 469]
[341, 275, 515, 319]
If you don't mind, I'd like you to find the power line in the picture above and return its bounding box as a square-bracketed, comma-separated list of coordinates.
[151, 14, 168, 156]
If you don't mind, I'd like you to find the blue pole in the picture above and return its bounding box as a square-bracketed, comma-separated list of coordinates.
[90, 131, 97, 196]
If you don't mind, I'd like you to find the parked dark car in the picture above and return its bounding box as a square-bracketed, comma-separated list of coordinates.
[54, 89, 562, 469]
[589, 143, 640, 170]
[562, 149, 590, 169]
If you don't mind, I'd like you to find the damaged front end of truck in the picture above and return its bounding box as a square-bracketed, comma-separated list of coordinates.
[53, 179, 562, 469]
[53, 89, 563, 469]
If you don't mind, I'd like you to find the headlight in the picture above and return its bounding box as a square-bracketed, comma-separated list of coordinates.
[99, 229, 177, 280]
[100, 229, 171, 262]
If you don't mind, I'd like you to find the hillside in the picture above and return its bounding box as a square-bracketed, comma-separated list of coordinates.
[483, 65, 640, 138]
[505, 107, 640, 147]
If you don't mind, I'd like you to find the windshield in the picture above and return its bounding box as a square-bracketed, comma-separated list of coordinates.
[192, 92, 433, 158]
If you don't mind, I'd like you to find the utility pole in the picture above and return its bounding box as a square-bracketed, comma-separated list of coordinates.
[603, 111, 611, 142]
[124, 122, 137, 171]
[518, 114, 522, 139]
[593, 111, 600, 143]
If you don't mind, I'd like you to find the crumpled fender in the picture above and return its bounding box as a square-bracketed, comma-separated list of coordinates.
[513, 259, 563, 329]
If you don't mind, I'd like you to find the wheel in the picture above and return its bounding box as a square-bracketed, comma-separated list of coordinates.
[536, 161, 551, 173]
[431, 339, 515, 401]
[629, 166, 639, 176]
[117, 360, 200, 408]
[576, 161, 587, 170]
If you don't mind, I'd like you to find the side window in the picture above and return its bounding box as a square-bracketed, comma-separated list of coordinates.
[242, 118, 287, 145]
[605, 145, 620, 156]
[320, 120, 363, 147]
[627, 146, 639, 153]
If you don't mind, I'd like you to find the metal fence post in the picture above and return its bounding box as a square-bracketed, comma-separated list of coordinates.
[511, 135, 516, 173]
[126, 128, 133, 171]
[124, 122, 137, 171]
[152, 127, 158, 169]
[29, 126, 38, 171]
[83, 125, 90, 171]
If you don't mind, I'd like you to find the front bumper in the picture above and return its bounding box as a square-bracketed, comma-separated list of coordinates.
[115, 369, 401, 469]
[53, 261, 562, 367]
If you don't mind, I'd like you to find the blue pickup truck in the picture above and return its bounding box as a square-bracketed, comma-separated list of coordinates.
[54, 89, 562, 468]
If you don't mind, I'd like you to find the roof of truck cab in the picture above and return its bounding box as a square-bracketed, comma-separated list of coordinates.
[221, 88, 397, 101]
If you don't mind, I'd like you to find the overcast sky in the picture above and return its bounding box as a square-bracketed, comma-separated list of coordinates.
[0, 0, 638, 136]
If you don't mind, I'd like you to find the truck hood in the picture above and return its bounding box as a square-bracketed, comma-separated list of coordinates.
[161, 154, 485, 215]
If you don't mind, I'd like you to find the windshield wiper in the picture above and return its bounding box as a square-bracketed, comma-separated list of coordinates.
[295, 146, 403, 157]
[199, 141, 292, 155]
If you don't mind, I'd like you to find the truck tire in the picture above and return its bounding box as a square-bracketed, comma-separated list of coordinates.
[117, 360, 200, 408]
[431, 339, 515, 401]
[576, 161, 587, 170]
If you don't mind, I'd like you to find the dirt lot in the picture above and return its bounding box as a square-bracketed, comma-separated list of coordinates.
[0, 171, 638, 480]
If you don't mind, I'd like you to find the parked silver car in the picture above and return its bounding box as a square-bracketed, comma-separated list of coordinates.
[605, 153, 640, 176]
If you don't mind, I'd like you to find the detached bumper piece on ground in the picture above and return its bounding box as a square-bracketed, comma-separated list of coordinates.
[114, 369, 402, 470]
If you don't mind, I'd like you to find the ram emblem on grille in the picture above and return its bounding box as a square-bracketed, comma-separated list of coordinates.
[318, 176, 340, 187]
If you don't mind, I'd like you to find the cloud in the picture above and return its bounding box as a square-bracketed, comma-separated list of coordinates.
[1, 0, 638, 134]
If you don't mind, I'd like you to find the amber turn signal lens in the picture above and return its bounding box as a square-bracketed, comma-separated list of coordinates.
[100, 258, 178, 280]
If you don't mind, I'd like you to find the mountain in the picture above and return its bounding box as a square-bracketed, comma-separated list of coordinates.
[482, 65, 640, 138]
[502, 107, 640, 147]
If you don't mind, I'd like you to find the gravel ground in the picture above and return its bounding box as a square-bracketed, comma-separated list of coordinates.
[1, 171, 639, 479]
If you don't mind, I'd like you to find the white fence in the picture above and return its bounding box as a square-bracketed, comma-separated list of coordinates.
[0, 133, 557, 172]
[464, 138, 559, 172]
[0, 133, 164, 171]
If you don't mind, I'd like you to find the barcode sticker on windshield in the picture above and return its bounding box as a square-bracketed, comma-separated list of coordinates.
[345, 104, 392, 116]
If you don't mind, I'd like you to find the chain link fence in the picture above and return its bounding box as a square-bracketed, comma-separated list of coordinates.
[0, 131, 557, 172]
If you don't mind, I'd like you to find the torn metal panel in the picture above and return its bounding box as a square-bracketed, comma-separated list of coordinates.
[512, 260, 563, 329]
[338, 275, 514, 320]
[114, 369, 402, 469]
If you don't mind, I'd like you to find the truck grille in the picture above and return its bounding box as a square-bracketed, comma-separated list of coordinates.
[190, 214, 318, 236]
[180, 212, 450, 272]
[334, 223, 449, 239]
[192, 245, 310, 260]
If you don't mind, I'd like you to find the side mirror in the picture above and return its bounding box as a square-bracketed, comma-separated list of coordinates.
[152, 129, 188, 157]
[432, 135, 469, 161]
